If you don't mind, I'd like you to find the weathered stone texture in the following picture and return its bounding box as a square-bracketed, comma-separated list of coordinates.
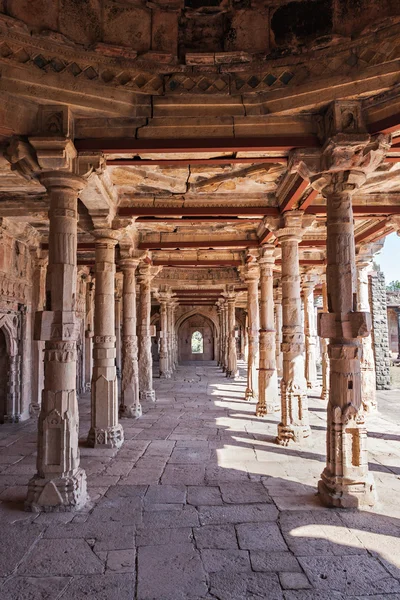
[369, 271, 391, 390]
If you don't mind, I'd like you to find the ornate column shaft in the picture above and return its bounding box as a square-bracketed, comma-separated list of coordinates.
[275, 211, 310, 445]
[256, 245, 279, 416]
[220, 301, 228, 371]
[84, 278, 94, 391]
[225, 287, 237, 378]
[115, 284, 122, 383]
[27, 171, 87, 511]
[30, 254, 47, 416]
[274, 286, 283, 377]
[168, 300, 178, 372]
[216, 303, 222, 366]
[138, 263, 156, 402]
[397, 309, 400, 360]
[356, 250, 377, 412]
[302, 272, 318, 389]
[87, 230, 124, 448]
[320, 279, 330, 400]
[157, 288, 172, 379]
[244, 257, 260, 400]
[119, 258, 141, 418]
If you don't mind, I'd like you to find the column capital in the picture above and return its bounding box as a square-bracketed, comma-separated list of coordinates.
[119, 257, 140, 271]
[92, 228, 121, 245]
[273, 210, 314, 243]
[301, 270, 319, 290]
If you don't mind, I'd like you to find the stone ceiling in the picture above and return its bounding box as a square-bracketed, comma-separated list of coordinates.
[1, 5, 400, 295]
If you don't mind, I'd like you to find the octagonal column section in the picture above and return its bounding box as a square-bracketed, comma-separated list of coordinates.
[356, 247, 377, 413]
[274, 285, 283, 378]
[168, 299, 178, 372]
[220, 300, 228, 372]
[138, 262, 156, 402]
[256, 245, 279, 416]
[320, 279, 330, 401]
[302, 271, 318, 389]
[225, 287, 238, 378]
[216, 302, 222, 366]
[87, 230, 124, 449]
[119, 258, 141, 419]
[157, 288, 172, 379]
[244, 255, 260, 401]
[275, 211, 310, 445]
[27, 172, 87, 512]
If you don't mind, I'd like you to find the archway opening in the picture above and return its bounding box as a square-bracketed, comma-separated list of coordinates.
[0, 328, 8, 424]
[191, 331, 203, 354]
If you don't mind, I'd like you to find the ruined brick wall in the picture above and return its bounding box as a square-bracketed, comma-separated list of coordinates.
[369, 271, 391, 390]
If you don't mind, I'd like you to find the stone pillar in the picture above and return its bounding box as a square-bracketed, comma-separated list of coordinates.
[256, 245, 279, 416]
[316, 170, 377, 507]
[168, 300, 178, 372]
[370, 271, 391, 390]
[356, 251, 377, 411]
[157, 288, 172, 379]
[225, 288, 237, 378]
[244, 256, 260, 400]
[84, 278, 94, 391]
[115, 282, 122, 383]
[302, 272, 318, 389]
[304, 104, 390, 508]
[220, 301, 228, 371]
[397, 309, 400, 360]
[274, 286, 283, 377]
[138, 263, 156, 402]
[87, 230, 124, 449]
[216, 303, 222, 366]
[119, 258, 141, 419]
[275, 211, 310, 445]
[30, 254, 47, 416]
[27, 172, 87, 512]
[320, 279, 330, 401]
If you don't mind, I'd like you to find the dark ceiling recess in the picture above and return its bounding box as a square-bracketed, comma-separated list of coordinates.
[271, 0, 333, 46]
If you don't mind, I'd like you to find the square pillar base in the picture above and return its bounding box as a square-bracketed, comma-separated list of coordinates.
[276, 422, 311, 446]
[318, 472, 376, 508]
[140, 390, 156, 402]
[120, 403, 142, 419]
[87, 424, 124, 449]
[25, 467, 87, 513]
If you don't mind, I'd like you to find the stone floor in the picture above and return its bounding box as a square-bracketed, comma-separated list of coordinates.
[1, 362, 400, 599]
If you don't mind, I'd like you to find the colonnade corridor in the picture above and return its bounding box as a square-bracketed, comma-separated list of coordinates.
[0, 362, 399, 598]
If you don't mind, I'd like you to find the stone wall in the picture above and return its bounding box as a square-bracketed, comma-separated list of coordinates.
[369, 271, 391, 390]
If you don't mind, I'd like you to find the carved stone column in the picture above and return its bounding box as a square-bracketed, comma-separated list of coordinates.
[244, 254, 260, 400]
[216, 302, 222, 366]
[84, 277, 94, 391]
[30, 253, 47, 416]
[119, 258, 141, 419]
[27, 172, 87, 511]
[114, 280, 122, 384]
[356, 248, 377, 412]
[274, 285, 283, 377]
[320, 279, 330, 401]
[308, 112, 389, 507]
[225, 287, 237, 378]
[302, 272, 318, 389]
[157, 288, 172, 379]
[138, 262, 156, 402]
[220, 300, 228, 371]
[256, 245, 279, 416]
[397, 309, 400, 360]
[168, 299, 178, 372]
[87, 230, 124, 449]
[274, 211, 310, 445]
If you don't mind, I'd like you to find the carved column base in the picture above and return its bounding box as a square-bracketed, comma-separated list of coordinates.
[160, 371, 172, 379]
[140, 390, 156, 402]
[120, 403, 142, 419]
[320, 390, 329, 401]
[256, 400, 280, 417]
[226, 370, 238, 379]
[318, 469, 376, 508]
[276, 422, 311, 446]
[3, 413, 21, 423]
[29, 403, 41, 418]
[245, 388, 256, 401]
[25, 467, 87, 513]
[87, 425, 124, 449]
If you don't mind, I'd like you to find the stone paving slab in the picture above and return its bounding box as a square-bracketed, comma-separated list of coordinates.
[0, 363, 400, 599]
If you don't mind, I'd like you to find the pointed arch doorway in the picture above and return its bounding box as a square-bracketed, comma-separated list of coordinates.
[178, 313, 215, 362]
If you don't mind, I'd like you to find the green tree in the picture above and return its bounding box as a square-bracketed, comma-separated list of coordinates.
[386, 280, 400, 291]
